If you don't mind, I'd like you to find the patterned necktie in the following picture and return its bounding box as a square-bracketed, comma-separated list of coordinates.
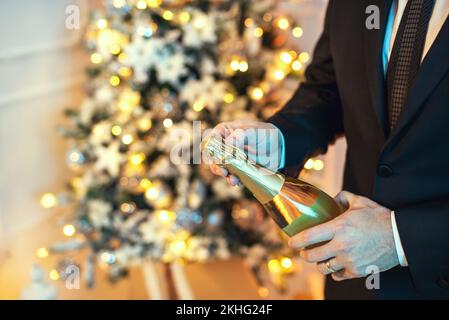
[386, 0, 435, 132]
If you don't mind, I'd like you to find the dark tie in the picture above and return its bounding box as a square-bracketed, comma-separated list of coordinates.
[386, 0, 435, 132]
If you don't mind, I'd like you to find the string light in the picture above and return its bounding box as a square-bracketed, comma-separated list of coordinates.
[49, 269, 60, 281]
[122, 134, 134, 145]
[244, 18, 254, 28]
[280, 257, 293, 270]
[304, 159, 314, 170]
[109, 44, 121, 55]
[145, 187, 159, 201]
[111, 125, 122, 136]
[68, 150, 83, 163]
[268, 259, 282, 274]
[110, 75, 121, 87]
[304, 159, 324, 171]
[118, 67, 132, 78]
[170, 240, 187, 255]
[250, 87, 264, 100]
[112, 0, 126, 8]
[158, 210, 176, 224]
[40, 193, 57, 209]
[162, 10, 174, 21]
[90, 53, 103, 64]
[230, 59, 240, 71]
[263, 13, 273, 22]
[120, 202, 136, 214]
[238, 61, 249, 72]
[273, 70, 286, 81]
[277, 17, 290, 30]
[63, 224, 76, 237]
[147, 0, 162, 8]
[179, 11, 190, 23]
[120, 89, 141, 109]
[292, 60, 303, 71]
[129, 152, 146, 166]
[313, 159, 324, 171]
[36, 247, 49, 259]
[136, 0, 147, 10]
[140, 178, 153, 190]
[193, 100, 205, 112]
[254, 27, 264, 38]
[138, 118, 152, 131]
[299, 52, 310, 63]
[223, 93, 235, 104]
[96, 19, 108, 30]
[118, 53, 129, 63]
[280, 51, 293, 64]
[101, 252, 116, 264]
[292, 27, 304, 38]
[163, 118, 173, 128]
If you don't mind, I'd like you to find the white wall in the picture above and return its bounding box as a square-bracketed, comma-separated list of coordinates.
[0, 0, 95, 242]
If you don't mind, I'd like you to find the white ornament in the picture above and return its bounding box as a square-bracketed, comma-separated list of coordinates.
[155, 51, 189, 86]
[95, 85, 115, 105]
[94, 141, 125, 177]
[89, 121, 112, 146]
[182, 11, 217, 48]
[87, 199, 112, 228]
[180, 76, 228, 112]
[125, 37, 165, 83]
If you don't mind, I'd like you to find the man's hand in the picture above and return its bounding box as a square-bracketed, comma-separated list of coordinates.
[207, 120, 283, 186]
[289, 191, 400, 281]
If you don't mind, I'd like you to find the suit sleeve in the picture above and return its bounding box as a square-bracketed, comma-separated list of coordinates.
[394, 201, 449, 291]
[268, 0, 344, 170]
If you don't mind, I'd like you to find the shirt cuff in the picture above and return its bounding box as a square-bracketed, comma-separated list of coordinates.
[278, 127, 286, 170]
[391, 211, 409, 267]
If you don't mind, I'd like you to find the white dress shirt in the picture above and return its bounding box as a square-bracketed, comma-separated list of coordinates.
[278, 0, 449, 267]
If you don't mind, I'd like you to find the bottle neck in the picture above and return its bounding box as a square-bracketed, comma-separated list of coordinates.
[202, 135, 284, 203]
[224, 158, 285, 204]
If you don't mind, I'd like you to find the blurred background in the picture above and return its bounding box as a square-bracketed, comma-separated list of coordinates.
[0, 0, 346, 300]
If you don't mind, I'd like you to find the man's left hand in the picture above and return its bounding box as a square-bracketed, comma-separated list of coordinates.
[289, 191, 400, 281]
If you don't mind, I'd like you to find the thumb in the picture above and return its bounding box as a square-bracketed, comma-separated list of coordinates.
[334, 191, 356, 211]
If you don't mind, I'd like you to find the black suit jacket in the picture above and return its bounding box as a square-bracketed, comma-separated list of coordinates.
[269, 0, 449, 299]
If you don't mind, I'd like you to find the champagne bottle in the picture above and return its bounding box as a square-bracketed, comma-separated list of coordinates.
[202, 135, 344, 237]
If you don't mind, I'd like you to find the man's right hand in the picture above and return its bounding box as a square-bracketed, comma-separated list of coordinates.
[207, 120, 284, 186]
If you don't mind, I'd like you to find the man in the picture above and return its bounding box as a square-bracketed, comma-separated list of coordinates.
[209, 0, 449, 299]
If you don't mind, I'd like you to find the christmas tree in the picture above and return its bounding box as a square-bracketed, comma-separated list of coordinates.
[42, 0, 310, 292]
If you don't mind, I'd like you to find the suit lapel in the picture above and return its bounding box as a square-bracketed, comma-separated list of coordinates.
[387, 16, 449, 142]
[363, 0, 392, 140]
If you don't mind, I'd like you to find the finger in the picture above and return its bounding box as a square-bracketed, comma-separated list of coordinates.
[331, 270, 350, 282]
[210, 122, 233, 139]
[289, 220, 337, 249]
[334, 191, 357, 210]
[299, 241, 339, 263]
[316, 258, 344, 275]
[226, 128, 247, 150]
[210, 164, 228, 177]
[227, 175, 240, 186]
